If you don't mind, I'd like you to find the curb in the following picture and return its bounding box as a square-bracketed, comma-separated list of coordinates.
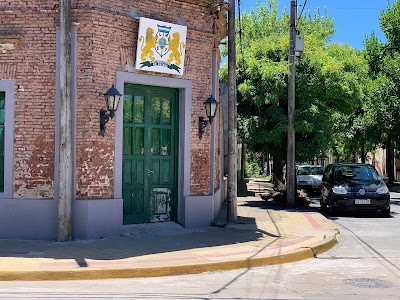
[0, 235, 340, 281]
[312, 231, 340, 256]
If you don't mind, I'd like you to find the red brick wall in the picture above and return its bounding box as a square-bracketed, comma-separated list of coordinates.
[1, 0, 224, 199]
[0, 9, 58, 198]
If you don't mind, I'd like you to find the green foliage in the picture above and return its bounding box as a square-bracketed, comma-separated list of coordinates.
[331, 0, 400, 166]
[380, 0, 400, 51]
[360, 0, 400, 159]
[245, 160, 262, 178]
[221, 0, 400, 171]
[244, 151, 270, 178]
[363, 33, 384, 78]
[221, 0, 368, 167]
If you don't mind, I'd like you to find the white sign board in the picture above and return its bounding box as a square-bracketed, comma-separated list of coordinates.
[136, 17, 187, 76]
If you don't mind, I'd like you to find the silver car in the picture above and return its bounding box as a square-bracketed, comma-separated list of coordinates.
[296, 165, 324, 192]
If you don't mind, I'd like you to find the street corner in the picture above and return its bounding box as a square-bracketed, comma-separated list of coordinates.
[304, 212, 341, 256]
[294, 211, 341, 253]
[301, 210, 341, 233]
[308, 231, 340, 258]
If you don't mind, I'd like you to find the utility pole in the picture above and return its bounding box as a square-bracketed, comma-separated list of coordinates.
[286, 0, 296, 208]
[227, 0, 237, 222]
[58, 0, 73, 241]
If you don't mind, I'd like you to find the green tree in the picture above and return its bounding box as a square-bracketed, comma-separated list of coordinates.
[361, 0, 400, 182]
[221, 0, 368, 180]
[380, 0, 400, 52]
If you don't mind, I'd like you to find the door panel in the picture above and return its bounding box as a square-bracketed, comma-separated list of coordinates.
[161, 160, 172, 184]
[123, 85, 178, 224]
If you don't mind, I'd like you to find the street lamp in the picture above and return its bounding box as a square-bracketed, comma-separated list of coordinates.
[198, 95, 218, 139]
[99, 84, 122, 137]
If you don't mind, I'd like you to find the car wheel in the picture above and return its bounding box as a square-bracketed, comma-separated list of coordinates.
[381, 208, 390, 217]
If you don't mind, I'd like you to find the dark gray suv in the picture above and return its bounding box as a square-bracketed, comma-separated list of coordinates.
[321, 163, 390, 216]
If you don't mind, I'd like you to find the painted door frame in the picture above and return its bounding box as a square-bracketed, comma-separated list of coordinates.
[115, 71, 192, 226]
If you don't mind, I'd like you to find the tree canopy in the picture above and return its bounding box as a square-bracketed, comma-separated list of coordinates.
[357, 0, 400, 180]
[220, 0, 369, 176]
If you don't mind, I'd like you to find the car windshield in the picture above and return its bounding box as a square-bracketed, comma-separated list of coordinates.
[297, 166, 324, 176]
[334, 165, 380, 181]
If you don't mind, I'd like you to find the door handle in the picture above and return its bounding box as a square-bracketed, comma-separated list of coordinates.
[148, 170, 154, 175]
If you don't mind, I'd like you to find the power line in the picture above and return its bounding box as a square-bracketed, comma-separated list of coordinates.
[237, 0, 248, 78]
[237, 0, 246, 70]
[298, 0, 309, 23]
[326, 7, 386, 10]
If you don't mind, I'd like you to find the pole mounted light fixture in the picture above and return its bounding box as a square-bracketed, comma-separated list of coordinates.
[99, 84, 122, 137]
[198, 95, 218, 139]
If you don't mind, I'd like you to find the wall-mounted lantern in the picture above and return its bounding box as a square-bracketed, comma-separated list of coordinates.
[99, 84, 122, 137]
[198, 95, 218, 139]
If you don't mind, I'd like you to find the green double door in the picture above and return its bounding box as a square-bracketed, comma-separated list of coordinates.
[122, 84, 178, 224]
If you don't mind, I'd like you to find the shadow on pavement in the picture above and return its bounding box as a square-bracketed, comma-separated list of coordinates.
[1, 181, 287, 263]
[238, 179, 318, 213]
[0, 178, 338, 266]
[0, 218, 268, 263]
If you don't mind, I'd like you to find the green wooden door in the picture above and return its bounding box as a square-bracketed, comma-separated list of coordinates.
[122, 84, 178, 224]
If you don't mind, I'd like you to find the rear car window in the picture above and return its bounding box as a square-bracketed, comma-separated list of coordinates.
[297, 166, 324, 175]
[334, 165, 379, 180]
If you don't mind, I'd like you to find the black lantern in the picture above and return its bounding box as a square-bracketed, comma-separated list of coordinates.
[99, 84, 122, 137]
[199, 95, 218, 139]
[204, 95, 218, 123]
[104, 84, 122, 118]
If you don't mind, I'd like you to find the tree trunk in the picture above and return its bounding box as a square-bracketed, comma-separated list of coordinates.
[273, 159, 284, 185]
[386, 140, 394, 183]
[241, 144, 246, 181]
[361, 142, 365, 163]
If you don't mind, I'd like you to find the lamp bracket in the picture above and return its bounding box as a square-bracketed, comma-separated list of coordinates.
[198, 116, 209, 139]
[99, 108, 110, 137]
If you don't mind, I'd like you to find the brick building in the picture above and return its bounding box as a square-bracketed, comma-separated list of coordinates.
[0, 0, 227, 240]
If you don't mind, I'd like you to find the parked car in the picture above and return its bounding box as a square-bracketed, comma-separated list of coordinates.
[321, 163, 390, 216]
[296, 165, 324, 192]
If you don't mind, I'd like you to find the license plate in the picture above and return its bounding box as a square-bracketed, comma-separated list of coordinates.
[355, 199, 370, 204]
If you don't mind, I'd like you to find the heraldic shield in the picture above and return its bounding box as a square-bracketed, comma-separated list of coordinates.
[155, 25, 171, 57]
[136, 17, 187, 75]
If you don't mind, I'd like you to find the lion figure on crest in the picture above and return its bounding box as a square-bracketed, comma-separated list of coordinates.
[140, 27, 156, 61]
[167, 32, 185, 66]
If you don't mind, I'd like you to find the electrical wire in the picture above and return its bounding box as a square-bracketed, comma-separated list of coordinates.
[237, 0, 247, 75]
[298, 0, 309, 22]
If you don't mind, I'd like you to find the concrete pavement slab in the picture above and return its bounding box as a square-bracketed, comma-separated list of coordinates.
[0, 180, 340, 281]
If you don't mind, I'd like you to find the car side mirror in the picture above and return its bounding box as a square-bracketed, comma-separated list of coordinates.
[382, 176, 389, 184]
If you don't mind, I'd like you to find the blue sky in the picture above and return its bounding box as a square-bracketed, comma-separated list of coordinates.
[240, 0, 396, 49]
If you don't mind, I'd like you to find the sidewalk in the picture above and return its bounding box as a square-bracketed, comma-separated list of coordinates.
[0, 179, 340, 281]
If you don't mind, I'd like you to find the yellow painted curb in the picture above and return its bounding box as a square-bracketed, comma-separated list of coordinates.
[313, 231, 340, 256]
[0, 242, 335, 281]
